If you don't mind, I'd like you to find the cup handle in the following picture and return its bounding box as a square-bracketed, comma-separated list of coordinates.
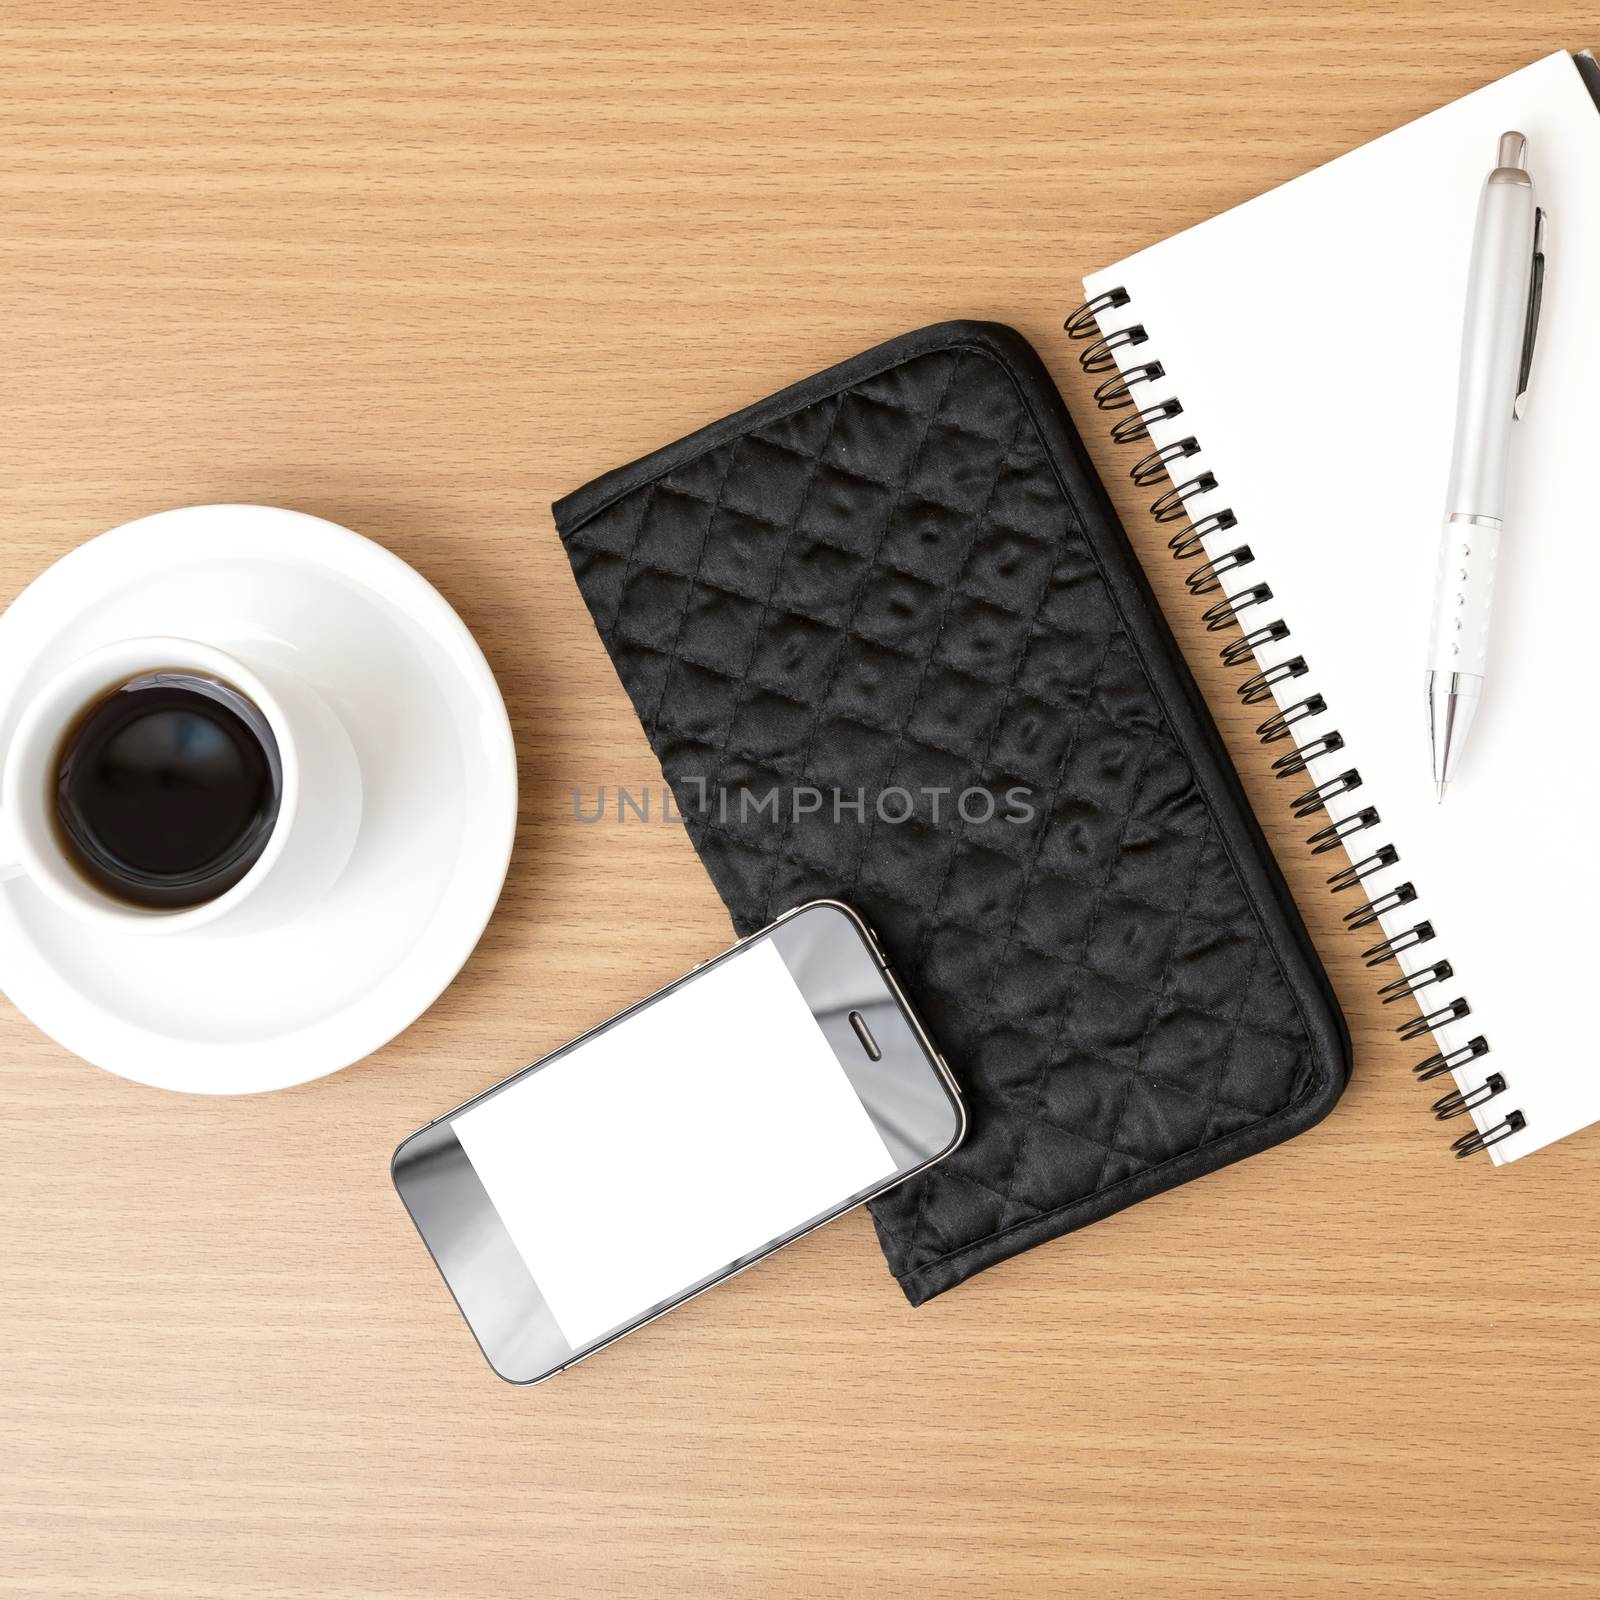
[0, 804, 23, 883]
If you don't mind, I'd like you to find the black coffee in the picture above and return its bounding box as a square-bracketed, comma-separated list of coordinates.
[54, 672, 282, 910]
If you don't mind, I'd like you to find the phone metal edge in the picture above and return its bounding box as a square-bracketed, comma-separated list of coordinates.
[390, 898, 966, 1385]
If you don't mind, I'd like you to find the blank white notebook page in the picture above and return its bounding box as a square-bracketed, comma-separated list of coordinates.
[1084, 50, 1600, 1162]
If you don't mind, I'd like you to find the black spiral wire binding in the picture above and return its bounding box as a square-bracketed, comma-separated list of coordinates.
[1377, 959, 1451, 1003]
[1079, 326, 1148, 373]
[1132, 438, 1200, 486]
[1237, 658, 1309, 705]
[1290, 769, 1362, 819]
[1066, 290, 1514, 1159]
[1450, 1111, 1525, 1159]
[1202, 584, 1273, 632]
[1362, 922, 1435, 967]
[1306, 808, 1380, 855]
[1433, 1073, 1505, 1120]
[1271, 730, 1344, 778]
[1065, 288, 1130, 336]
[1111, 398, 1184, 446]
[1257, 695, 1326, 744]
[1168, 510, 1237, 561]
[1222, 623, 1292, 669]
[1093, 363, 1165, 409]
[1152, 474, 1218, 523]
[1400, 998, 1471, 1042]
[1342, 882, 1416, 931]
[1327, 844, 1397, 891]
[1414, 1035, 1488, 1081]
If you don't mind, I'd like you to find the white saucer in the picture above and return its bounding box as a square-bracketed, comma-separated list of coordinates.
[0, 505, 517, 1094]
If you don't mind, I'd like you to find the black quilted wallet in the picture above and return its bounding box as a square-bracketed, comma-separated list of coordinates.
[554, 322, 1350, 1305]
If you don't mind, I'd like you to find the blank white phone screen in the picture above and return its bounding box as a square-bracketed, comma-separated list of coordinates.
[450, 938, 896, 1350]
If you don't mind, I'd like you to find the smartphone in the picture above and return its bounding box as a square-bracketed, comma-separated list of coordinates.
[392, 900, 964, 1383]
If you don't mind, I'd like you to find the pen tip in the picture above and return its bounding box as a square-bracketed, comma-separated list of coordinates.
[1435, 781, 1448, 805]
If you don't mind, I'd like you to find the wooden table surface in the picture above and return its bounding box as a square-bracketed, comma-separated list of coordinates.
[4, 8, 1597, 1596]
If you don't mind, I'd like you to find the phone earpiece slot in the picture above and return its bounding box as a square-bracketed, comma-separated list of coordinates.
[848, 1010, 882, 1062]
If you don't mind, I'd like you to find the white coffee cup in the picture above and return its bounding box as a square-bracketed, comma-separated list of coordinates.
[0, 636, 362, 936]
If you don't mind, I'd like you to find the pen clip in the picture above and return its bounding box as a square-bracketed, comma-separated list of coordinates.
[1514, 205, 1546, 420]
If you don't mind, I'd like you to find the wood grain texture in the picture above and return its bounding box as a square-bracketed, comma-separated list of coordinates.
[2, 7, 1596, 1596]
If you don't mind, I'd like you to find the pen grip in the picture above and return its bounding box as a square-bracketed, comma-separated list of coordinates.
[1427, 515, 1499, 676]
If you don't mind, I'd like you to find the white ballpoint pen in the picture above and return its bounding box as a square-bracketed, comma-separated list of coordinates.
[1427, 130, 1546, 802]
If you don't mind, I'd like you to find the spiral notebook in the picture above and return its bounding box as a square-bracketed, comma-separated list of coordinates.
[1075, 49, 1600, 1164]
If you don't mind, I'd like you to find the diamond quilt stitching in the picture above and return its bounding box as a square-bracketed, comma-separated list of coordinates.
[558, 334, 1333, 1301]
